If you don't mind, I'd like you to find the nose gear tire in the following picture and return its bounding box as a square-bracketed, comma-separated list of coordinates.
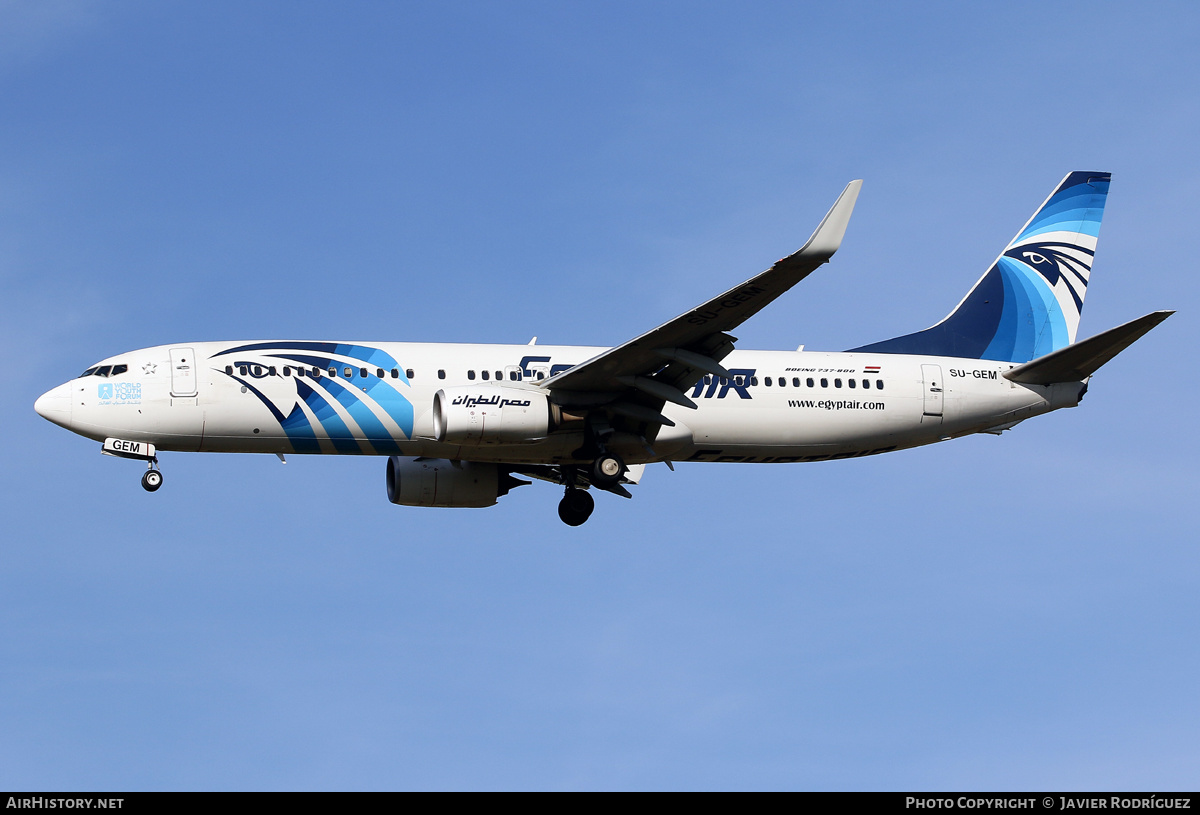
[141, 470, 163, 492]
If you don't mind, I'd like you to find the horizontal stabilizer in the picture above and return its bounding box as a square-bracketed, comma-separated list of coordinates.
[1003, 310, 1173, 385]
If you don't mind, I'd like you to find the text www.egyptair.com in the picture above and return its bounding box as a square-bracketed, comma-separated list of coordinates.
[788, 399, 886, 410]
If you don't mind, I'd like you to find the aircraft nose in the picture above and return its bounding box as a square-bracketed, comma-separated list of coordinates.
[34, 382, 73, 428]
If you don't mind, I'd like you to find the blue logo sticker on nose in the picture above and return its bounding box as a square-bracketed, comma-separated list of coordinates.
[98, 384, 113, 399]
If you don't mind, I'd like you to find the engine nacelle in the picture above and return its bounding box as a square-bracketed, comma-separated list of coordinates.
[432, 385, 554, 445]
[386, 456, 501, 508]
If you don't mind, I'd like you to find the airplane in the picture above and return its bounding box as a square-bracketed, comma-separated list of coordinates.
[34, 172, 1172, 526]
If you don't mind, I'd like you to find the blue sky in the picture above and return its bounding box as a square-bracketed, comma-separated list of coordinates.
[2, 1, 1198, 790]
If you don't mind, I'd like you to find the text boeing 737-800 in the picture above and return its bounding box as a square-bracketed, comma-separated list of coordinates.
[34, 172, 1171, 525]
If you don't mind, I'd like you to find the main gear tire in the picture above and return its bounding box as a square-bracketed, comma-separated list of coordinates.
[590, 453, 624, 489]
[557, 489, 595, 526]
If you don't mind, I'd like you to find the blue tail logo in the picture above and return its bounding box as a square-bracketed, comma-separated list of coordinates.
[849, 172, 1109, 363]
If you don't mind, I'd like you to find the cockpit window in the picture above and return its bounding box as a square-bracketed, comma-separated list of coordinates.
[81, 364, 130, 378]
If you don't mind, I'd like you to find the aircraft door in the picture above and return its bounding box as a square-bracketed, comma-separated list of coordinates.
[921, 364, 943, 419]
[170, 347, 198, 397]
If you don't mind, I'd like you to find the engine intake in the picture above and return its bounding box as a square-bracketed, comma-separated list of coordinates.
[432, 385, 554, 445]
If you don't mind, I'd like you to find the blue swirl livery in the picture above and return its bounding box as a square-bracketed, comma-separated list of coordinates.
[849, 172, 1110, 362]
[213, 341, 415, 454]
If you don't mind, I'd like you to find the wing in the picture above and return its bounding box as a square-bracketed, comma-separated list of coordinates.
[540, 180, 862, 425]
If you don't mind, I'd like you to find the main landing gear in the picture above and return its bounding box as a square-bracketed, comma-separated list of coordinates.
[558, 487, 594, 527]
[141, 462, 163, 492]
[555, 449, 627, 526]
[590, 451, 624, 489]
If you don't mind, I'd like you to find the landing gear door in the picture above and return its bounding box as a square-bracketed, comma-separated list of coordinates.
[170, 347, 198, 397]
[921, 363, 943, 420]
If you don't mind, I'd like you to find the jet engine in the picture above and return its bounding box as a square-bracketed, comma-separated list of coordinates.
[432, 385, 555, 445]
[386, 456, 530, 508]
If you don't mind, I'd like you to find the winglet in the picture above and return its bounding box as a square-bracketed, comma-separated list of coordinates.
[793, 179, 862, 260]
[539, 179, 864, 398]
[1004, 310, 1173, 385]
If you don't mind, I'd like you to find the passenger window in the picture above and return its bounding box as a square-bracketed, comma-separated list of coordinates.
[876, 379, 884, 390]
[496, 371, 502, 380]
[253, 366, 262, 376]
[704, 375, 712, 384]
[862, 379, 869, 389]
[481, 370, 490, 380]
[806, 378, 814, 388]
[343, 367, 352, 378]
[751, 377, 758, 386]
[438, 370, 446, 380]
[328, 367, 336, 377]
[225, 365, 233, 375]
[311, 367, 321, 378]
[376, 368, 384, 378]
[820, 378, 828, 388]
[468, 370, 476, 380]
[765, 377, 772, 386]
[359, 367, 367, 378]
[390, 368, 399, 379]
[848, 378, 856, 388]
[509, 370, 518, 381]
[834, 378, 841, 388]
[406, 369, 414, 379]
[296, 367, 305, 378]
[282, 366, 291, 376]
[268, 366, 277, 376]
[793, 378, 800, 387]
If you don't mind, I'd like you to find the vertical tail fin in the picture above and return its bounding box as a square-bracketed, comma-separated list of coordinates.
[849, 172, 1110, 362]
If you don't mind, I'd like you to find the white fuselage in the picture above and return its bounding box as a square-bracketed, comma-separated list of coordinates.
[38, 340, 1084, 465]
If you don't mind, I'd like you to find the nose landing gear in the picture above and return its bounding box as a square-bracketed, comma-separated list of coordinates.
[101, 438, 163, 493]
[141, 462, 163, 492]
